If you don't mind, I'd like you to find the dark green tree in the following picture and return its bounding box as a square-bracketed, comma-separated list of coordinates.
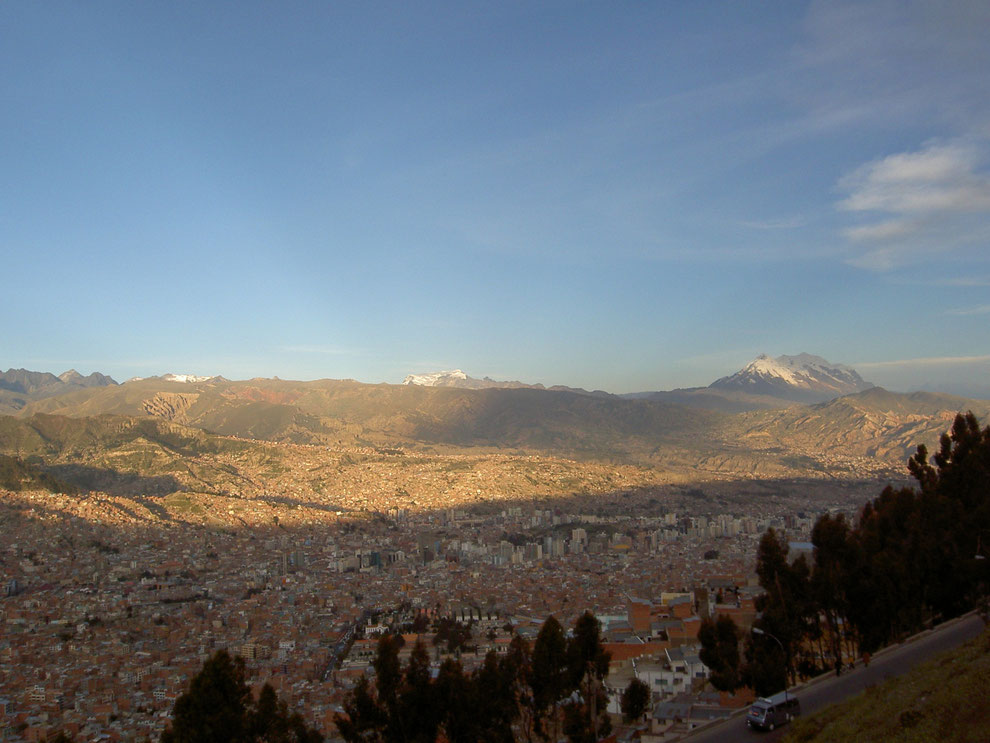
[398, 640, 439, 743]
[471, 651, 519, 743]
[565, 612, 610, 689]
[162, 650, 252, 743]
[751, 529, 812, 686]
[434, 659, 475, 743]
[810, 513, 858, 667]
[433, 618, 472, 655]
[163, 651, 321, 743]
[530, 616, 568, 741]
[504, 635, 539, 743]
[698, 615, 742, 691]
[560, 612, 611, 743]
[620, 678, 650, 723]
[741, 632, 787, 698]
[334, 676, 385, 743]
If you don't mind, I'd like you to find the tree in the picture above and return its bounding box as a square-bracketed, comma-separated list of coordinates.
[399, 640, 439, 742]
[163, 650, 322, 743]
[473, 651, 519, 743]
[530, 616, 568, 741]
[565, 612, 610, 689]
[248, 684, 322, 743]
[561, 612, 611, 743]
[810, 513, 857, 667]
[751, 529, 813, 686]
[741, 632, 787, 698]
[435, 659, 474, 743]
[620, 678, 650, 723]
[334, 676, 385, 743]
[698, 615, 741, 691]
[162, 650, 251, 743]
[504, 635, 538, 743]
[433, 618, 472, 655]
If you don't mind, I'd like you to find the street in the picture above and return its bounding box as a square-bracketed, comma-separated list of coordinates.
[682, 612, 986, 742]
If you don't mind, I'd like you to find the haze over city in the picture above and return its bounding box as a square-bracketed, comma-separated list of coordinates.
[3, 1, 989, 393]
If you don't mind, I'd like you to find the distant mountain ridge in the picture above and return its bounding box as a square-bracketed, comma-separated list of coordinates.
[0, 368, 118, 414]
[402, 369, 608, 397]
[4, 368, 988, 481]
[401, 369, 532, 389]
[127, 373, 225, 384]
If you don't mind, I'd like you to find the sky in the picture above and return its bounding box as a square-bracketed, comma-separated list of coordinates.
[2, 1, 990, 395]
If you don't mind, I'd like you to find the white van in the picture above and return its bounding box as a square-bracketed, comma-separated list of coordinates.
[745, 691, 801, 731]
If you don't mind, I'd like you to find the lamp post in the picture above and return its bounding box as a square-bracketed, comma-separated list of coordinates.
[752, 627, 789, 700]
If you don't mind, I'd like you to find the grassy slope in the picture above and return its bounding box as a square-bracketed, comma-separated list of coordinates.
[784, 627, 990, 743]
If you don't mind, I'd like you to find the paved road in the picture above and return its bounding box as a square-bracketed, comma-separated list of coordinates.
[683, 613, 986, 742]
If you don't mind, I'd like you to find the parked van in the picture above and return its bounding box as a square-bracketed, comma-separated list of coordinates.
[745, 691, 800, 731]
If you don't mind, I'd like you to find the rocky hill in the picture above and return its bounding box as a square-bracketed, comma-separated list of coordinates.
[0, 367, 117, 414]
[725, 387, 990, 463]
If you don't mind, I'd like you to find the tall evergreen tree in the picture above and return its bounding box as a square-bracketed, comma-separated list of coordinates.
[162, 650, 252, 743]
[620, 678, 650, 723]
[530, 616, 568, 742]
[562, 612, 611, 743]
[163, 651, 322, 743]
[698, 615, 742, 691]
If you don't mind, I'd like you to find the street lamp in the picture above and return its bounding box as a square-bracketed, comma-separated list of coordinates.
[752, 627, 789, 700]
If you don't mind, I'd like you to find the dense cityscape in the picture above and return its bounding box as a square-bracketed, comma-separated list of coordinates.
[0, 475, 874, 742]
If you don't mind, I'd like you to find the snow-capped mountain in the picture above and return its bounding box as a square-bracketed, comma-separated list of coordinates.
[162, 373, 220, 383]
[709, 353, 873, 403]
[401, 369, 551, 391]
[402, 370, 471, 387]
[127, 373, 221, 384]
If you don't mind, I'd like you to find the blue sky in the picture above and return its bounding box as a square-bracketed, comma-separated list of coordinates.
[2, 1, 989, 394]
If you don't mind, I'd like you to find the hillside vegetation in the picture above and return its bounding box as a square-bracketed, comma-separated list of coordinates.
[0, 453, 77, 493]
[783, 627, 990, 743]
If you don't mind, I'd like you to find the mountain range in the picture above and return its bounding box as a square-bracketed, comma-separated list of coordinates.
[402, 369, 610, 397]
[1, 355, 987, 492]
[400, 354, 878, 412]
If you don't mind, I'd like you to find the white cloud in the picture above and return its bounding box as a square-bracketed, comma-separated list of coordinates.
[838, 140, 990, 268]
[840, 143, 990, 215]
[842, 219, 915, 243]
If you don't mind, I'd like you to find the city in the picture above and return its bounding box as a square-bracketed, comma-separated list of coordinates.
[0, 476, 869, 742]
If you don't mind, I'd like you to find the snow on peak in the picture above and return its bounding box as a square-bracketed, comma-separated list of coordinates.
[402, 370, 469, 386]
[162, 373, 218, 383]
[711, 353, 872, 400]
[127, 373, 219, 384]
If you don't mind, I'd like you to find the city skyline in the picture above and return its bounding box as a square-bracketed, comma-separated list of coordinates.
[3, 1, 989, 393]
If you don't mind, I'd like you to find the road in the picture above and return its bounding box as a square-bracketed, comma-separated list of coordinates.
[683, 612, 986, 742]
